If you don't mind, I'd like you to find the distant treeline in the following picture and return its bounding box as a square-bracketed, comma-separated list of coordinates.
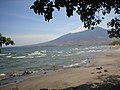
[110, 41, 120, 45]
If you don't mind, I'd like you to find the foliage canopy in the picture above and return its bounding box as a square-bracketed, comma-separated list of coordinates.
[110, 40, 120, 45]
[30, 0, 120, 38]
[0, 33, 15, 51]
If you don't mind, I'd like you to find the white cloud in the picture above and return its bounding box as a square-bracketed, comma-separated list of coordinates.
[12, 34, 57, 39]
[13, 14, 40, 22]
[9, 34, 58, 46]
[66, 22, 78, 26]
[0, 10, 40, 22]
[70, 26, 88, 33]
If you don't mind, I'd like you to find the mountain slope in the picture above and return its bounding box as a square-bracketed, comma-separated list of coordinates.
[36, 27, 116, 46]
[52, 27, 109, 42]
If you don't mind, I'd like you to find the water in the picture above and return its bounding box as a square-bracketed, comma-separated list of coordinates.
[0, 45, 113, 86]
[0, 45, 111, 75]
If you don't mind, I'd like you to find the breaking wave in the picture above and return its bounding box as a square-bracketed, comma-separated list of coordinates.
[12, 56, 26, 59]
[28, 50, 47, 58]
[0, 54, 8, 56]
[64, 59, 89, 68]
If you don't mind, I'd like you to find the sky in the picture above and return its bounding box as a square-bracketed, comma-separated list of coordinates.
[0, 0, 116, 46]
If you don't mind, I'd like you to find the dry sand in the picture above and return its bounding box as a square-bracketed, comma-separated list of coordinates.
[0, 47, 120, 90]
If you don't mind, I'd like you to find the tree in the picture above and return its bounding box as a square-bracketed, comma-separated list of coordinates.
[30, 0, 120, 38]
[110, 40, 120, 45]
[0, 33, 15, 53]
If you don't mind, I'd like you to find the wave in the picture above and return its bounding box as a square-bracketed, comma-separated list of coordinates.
[6, 56, 12, 58]
[28, 51, 47, 58]
[91, 46, 96, 49]
[58, 51, 63, 53]
[81, 59, 88, 64]
[63, 54, 73, 56]
[64, 59, 89, 68]
[87, 49, 102, 53]
[0, 73, 6, 77]
[64, 63, 82, 68]
[0, 54, 8, 56]
[85, 47, 89, 50]
[52, 54, 60, 57]
[80, 51, 85, 53]
[35, 54, 46, 58]
[28, 51, 47, 55]
[62, 51, 86, 57]
[0, 73, 6, 80]
[10, 51, 47, 59]
[87, 50, 96, 52]
[72, 48, 80, 51]
[28, 51, 42, 56]
[12, 56, 26, 59]
[26, 56, 34, 58]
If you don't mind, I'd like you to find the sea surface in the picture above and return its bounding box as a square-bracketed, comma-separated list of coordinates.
[0, 45, 112, 74]
[0, 45, 113, 85]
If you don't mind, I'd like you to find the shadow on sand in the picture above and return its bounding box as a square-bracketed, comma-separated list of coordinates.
[64, 75, 120, 90]
[12, 75, 120, 90]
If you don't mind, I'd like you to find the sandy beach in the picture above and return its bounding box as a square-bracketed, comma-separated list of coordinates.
[0, 47, 120, 90]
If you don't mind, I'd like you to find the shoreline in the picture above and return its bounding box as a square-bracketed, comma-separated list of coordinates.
[0, 56, 93, 86]
[0, 59, 92, 87]
[0, 47, 120, 90]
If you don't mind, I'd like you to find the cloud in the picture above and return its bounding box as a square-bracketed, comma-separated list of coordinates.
[66, 22, 79, 26]
[9, 34, 58, 46]
[0, 6, 41, 22]
[12, 34, 57, 39]
[2, 11, 40, 22]
[13, 14, 40, 22]
[70, 26, 88, 33]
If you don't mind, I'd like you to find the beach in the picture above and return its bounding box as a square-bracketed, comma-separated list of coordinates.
[0, 46, 120, 90]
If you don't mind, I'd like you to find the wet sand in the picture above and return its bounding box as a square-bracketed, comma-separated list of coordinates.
[0, 47, 120, 90]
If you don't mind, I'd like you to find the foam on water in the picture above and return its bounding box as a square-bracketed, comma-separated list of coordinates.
[64, 63, 82, 68]
[85, 48, 89, 50]
[0, 54, 8, 56]
[80, 51, 85, 53]
[28, 51, 42, 56]
[0, 45, 111, 77]
[12, 56, 26, 59]
[28, 50, 47, 58]
[91, 47, 95, 49]
[64, 59, 89, 68]
[0, 45, 113, 86]
[81, 59, 88, 64]
[72, 48, 80, 51]
[35, 54, 46, 58]
[87, 50, 96, 52]
[0, 73, 6, 77]
[6, 56, 12, 58]
[5, 50, 48, 59]
[58, 51, 62, 53]
[26, 56, 34, 58]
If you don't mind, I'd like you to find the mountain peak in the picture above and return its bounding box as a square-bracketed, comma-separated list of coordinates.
[36, 27, 116, 46]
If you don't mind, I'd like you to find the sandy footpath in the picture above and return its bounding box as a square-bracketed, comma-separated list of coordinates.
[0, 47, 120, 90]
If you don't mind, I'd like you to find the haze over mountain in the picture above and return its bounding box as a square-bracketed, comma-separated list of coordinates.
[35, 27, 117, 46]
